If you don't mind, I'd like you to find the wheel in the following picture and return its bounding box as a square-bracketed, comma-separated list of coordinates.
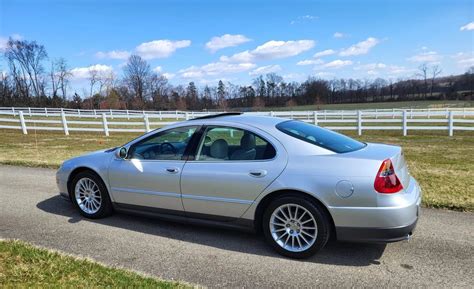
[262, 195, 330, 259]
[70, 171, 113, 219]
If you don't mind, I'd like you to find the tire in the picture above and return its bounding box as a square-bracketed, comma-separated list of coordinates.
[70, 171, 113, 219]
[262, 195, 330, 259]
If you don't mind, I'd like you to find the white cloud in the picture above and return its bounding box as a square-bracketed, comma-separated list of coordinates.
[460, 22, 474, 31]
[153, 66, 162, 73]
[221, 40, 315, 63]
[290, 15, 318, 25]
[283, 73, 306, 81]
[249, 65, 282, 76]
[179, 62, 256, 79]
[313, 49, 336, 58]
[453, 52, 474, 68]
[297, 59, 324, 66]
[136, 39, 191, 59]
[205, 34, 251, 53]
[407, 51, 442, 63]
[353, 63, 387, 70]
[163, 73, 175, 80]
[353, 63, 413, 76]
[333, 32, 345, 38]
[339, 37, 380, 56]
[95, 50, 130, 60]
[70, 64, 113, 79]
[322, 59, 353, 69]
[0, 34, 23, 51]
[315, 72, 335, 78]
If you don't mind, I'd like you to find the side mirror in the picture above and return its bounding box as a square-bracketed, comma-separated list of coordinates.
[116, 147, 128, 159]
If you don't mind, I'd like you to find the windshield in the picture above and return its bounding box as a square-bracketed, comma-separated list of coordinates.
[276, 120, 366, 153]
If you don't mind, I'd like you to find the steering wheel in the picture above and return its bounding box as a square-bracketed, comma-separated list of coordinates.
[160, 142, 177, 154]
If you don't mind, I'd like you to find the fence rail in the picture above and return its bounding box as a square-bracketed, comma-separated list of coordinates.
[0, 107, 473, 137]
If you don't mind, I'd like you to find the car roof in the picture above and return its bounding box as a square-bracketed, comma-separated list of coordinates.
[186, 114, 288, 129]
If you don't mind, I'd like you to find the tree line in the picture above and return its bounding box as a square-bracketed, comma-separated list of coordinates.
[1, 38, 472, 110]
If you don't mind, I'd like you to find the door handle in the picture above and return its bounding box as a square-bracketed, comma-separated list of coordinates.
[166, 167, 180, 174]
[249, 170, 267, 178]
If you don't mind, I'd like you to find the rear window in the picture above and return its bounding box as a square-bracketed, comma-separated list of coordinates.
[276, 120, 366, 153]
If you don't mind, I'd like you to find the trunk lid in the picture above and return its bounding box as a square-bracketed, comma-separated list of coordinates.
[342, 142, 411, 189]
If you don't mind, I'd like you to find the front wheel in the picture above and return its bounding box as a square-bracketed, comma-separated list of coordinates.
[70, 171, 113, 219]
[262, 195, 330, 259]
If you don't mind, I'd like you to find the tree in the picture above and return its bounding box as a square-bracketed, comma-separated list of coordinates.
[4, 38, 48, 98]
[186, 82, 198, 110]
[430, 65, 442, 98]
[217, 80, 227, 109]
[417, 63, 429, 98]
[50, 58, 71, 99]
[123, 55, 151, 103]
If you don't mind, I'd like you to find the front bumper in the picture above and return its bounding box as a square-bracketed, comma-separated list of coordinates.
[56, 166, 70, 200]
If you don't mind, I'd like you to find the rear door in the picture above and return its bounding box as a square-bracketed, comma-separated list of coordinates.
[180, 124, 287, 219]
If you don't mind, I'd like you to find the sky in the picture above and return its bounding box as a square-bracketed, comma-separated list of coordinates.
[0, 0, 473, 93]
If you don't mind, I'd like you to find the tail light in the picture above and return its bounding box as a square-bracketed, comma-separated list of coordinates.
[374, 159, 403, 194]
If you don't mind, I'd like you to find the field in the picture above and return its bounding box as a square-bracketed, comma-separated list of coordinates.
[0, 128, 472, 212]
[0, 239, 188, 287]
[263, 100, 474, 111]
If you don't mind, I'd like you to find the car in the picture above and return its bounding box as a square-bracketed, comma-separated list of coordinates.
[56, 112, 421, 258]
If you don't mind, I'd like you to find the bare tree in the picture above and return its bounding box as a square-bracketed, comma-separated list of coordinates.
[123, 55, 151, 103]
[50, 58, 72, 99]
[4, 39, 48, 98]
[430, 65, 442, 98]
[417, 63, 429, 98]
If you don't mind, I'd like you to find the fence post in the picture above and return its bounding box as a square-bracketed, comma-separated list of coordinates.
[159, 111, 162, 120]
[44, 107, 48, 117]
[448, 111, 454, 137]
[175, 111, 178, 120]
[144, 114, 150, 132]
[403, 110, 407, 136]
[126, 109, 130, 120]
[185, 112, 189, 120]
[94, 109, 97, 118]
[28, 107, 32, 117]
[357, 110, 362, 136]
[77, 109, 80, 115]
[313, 111, 318, 125]
[427, 108, 431, 119]
[60, 111, 69, 135]
[110, 109, 114, 119]
[392, 108, 395, 119]
[102, 113, 109, 136]
[270, 111, 274, 117]
[18, 111, 27, 135]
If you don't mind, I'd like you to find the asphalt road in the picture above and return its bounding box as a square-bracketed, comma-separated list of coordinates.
[1, 165, 473, 288]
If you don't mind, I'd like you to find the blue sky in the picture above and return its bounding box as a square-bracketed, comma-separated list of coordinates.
[1, 0, 473, 92]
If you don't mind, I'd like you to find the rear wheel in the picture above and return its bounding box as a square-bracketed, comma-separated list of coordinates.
[70, 171, 113, 219]
[262, 195, 330, 258]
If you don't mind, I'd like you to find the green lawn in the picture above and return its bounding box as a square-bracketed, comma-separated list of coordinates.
[0, 239, 190, 288]
[0, 128, 472, 211]
[263, 100, 474, 111]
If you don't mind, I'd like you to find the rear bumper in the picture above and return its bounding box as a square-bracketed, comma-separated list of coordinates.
[336, 218, 417, 243]
[331, 177, 421, 243]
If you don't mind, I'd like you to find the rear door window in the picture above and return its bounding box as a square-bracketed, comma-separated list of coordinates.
[276, 120, 366, 153]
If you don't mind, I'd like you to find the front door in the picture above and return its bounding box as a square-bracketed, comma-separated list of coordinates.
[180, 125, 287, 219]
[108, 126, 199, 213]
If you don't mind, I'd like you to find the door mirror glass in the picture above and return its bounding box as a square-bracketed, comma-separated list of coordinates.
[118, 147, 128, 159]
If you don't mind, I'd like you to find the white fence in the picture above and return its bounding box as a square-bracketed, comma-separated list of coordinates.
[0, 107, 473, 137]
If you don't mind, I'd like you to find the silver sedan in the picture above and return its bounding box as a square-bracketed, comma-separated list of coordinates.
[57, 113, 421, 258]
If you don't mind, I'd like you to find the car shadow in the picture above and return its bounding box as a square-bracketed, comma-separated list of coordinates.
[37, 195, 386, 266]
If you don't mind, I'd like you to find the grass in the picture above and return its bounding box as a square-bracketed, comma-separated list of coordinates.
[0, 239, 189, 288]
[264, 100, 474, 111]
[0, 128, 472, 211]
